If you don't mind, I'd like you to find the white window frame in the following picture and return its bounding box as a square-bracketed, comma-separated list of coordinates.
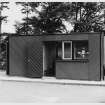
[62, 41, 72, 60]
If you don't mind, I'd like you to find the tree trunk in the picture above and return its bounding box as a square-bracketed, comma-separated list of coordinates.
[74, 3, 78, 32]
[80, 5, 81, 22]
[0, 10, 1, 34]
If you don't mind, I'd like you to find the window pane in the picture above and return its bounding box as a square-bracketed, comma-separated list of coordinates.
[56, 42, 62, 59]
[64, 42, 72, 59]
[74, 41, 89, 59]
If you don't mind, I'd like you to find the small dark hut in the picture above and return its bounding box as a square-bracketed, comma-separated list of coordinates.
[7, 32, 104, 81]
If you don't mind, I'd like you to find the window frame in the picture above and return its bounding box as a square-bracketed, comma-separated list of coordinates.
[73, 41, 89, 60]
[62, 41, 72, 60]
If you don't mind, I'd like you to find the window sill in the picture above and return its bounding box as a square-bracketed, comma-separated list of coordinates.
[56, 59, 89, 62]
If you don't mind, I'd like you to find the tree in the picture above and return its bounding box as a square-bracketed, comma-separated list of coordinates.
[15, 20, 33, 35]
[0, 2, 9, 34]
[15, 2, 40, 35]
[0, 2, 9, 70]
[15, 2, 70, 35]
[15, 2, 105, 35]
[71, 2, 105, 32]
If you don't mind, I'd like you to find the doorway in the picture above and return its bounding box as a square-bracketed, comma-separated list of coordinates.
[43, 41, 57, 77]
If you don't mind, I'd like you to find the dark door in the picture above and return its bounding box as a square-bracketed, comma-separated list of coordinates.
[27, 38, 43, 78]
[44, 42, 56, 77]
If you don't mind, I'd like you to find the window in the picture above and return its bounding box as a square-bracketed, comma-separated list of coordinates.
[73, 41, 89, 59]
[56, 42, 62, 59]
[62, 41, 72, 59]
[56, 40, 89, 60]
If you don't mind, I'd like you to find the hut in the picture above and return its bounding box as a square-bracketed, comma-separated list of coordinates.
[7, 32, 104, 81]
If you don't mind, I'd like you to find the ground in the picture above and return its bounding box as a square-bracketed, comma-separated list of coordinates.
[0, 80, 105, 103]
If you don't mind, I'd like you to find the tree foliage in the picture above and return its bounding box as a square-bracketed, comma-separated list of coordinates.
[15, 2, 105, 35]
[0, 2, 9, 70]
[0, 2, 9, 27]
[72, 2, 105, 32]
[15, 2, 70, 35]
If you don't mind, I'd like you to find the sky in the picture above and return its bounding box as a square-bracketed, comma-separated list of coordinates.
[2, 2, 24, 33]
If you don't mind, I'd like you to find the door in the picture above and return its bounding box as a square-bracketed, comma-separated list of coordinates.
[43, 42, 56, 77]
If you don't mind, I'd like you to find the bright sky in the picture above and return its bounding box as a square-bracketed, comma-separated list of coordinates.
[2, 2, 24, 33]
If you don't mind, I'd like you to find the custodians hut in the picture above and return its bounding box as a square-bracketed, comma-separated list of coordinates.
[7, 32, 105, 81]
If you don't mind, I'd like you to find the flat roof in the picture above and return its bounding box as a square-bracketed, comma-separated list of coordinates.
[2, 32, 102, 37]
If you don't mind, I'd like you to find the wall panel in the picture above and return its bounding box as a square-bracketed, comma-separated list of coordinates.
[9, 36, 43, 78]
